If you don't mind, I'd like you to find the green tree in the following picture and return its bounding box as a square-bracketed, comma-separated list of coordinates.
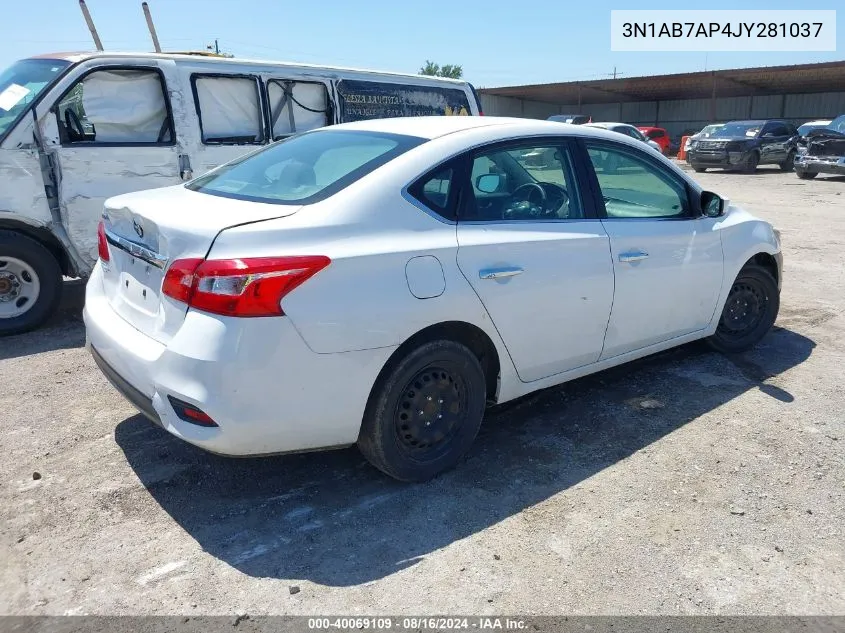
[419, 60, 463, 79]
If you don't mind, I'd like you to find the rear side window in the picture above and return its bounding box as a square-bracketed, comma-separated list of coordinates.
[56, 68, 172, 144]
[186, 129, 424, 205]
[408, 166, 455, 219]
[337, 79, 472, 122]
[193, 75, 263, 144]
[267, 80, 330, 139]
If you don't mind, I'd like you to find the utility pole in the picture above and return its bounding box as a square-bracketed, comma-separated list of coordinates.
[605, 66, 625, 80]
[208, 39, 220, 55]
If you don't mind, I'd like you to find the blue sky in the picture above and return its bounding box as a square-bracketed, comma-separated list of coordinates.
[1, 0, 841, 87]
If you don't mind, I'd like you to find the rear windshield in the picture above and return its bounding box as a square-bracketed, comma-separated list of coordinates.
[186, 129, 424, 204]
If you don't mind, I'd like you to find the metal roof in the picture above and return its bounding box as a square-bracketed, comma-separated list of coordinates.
[480, 60, 845, 104]
[25, 51, 469, 84]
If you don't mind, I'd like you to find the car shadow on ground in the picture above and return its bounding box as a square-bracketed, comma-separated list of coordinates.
[115, 326, 814, 587]
[0, 279, 86, 361]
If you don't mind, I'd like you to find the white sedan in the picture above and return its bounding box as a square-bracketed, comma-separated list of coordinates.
[84, 116, 782, 482]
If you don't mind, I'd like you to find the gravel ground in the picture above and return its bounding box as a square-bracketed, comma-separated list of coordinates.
[1, 167, 843, 616]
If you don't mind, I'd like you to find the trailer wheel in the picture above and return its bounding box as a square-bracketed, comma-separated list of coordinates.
[0, 230, 62, 336]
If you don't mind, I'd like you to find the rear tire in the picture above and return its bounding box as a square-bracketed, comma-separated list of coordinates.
[796, 169, 817, 180]
[358, 340, 486, 482]
[0, 230, 62, 336]
[779, 150, 795, 172]
[706, 264, 779, 354]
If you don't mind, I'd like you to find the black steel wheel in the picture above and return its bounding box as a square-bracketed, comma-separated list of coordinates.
[707, 264, 779, 354]
[358, 340, 486, 482]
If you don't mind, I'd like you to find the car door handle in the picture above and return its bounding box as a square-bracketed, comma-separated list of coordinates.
[619, 251, 649, 263]
[479, 267, 524, 280]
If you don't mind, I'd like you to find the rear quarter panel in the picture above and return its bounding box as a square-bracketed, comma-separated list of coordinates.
[204, 142, 520, 397]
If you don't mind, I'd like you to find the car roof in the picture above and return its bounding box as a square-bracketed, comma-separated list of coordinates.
[329, 116, 616, 140]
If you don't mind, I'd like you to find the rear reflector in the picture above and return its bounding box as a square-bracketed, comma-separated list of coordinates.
[167, 396, 218, 427]
[97, 220, 110, 262]
[162, 255, 330, 317]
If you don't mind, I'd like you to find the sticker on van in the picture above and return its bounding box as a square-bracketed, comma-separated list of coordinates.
[337, 79, 471, 122]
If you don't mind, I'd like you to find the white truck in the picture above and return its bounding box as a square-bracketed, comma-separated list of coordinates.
[0, 51, 482, 334]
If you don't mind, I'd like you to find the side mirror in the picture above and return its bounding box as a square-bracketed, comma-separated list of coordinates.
[701, 191, 725, 218]
[475, 173, 503, 194]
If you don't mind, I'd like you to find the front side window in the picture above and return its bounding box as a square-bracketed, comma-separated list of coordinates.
[765, 123, 789, 136]
[56, 68, 171, 144]
[187, 129, 424, 205]
[586, 143, 688, 219]
[0, 58, 69, 140]
[462, 143, 583, 221]
[193, 75, 263, 144]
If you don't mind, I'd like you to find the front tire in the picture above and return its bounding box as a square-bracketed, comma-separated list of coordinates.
[743, 152, 760, 174]
[0, 230, 62, 336]
[358, 340, 486, 482]
[780, 150, 795, 172]
[706, 264, 779, 354]
[796, 169, 817, 180]
[692, 166, 707, 173]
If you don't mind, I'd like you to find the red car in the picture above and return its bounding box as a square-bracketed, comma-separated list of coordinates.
[637, 127, 670, 154]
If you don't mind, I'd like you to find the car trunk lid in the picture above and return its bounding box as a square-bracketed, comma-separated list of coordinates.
[99, 185, 301, 343]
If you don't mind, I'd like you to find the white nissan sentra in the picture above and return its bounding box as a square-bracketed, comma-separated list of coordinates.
[84, 116, 782, 482]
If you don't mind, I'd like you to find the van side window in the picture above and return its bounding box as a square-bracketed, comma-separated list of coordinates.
[56, 68, 172, 145]
[192, 75, 263, 144]
[336, 79, 472, 122]
[267, 80, 330, 140]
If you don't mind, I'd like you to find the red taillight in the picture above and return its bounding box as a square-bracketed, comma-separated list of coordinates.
[161, 258, 203, 304]
[97, 220, 110, 262]
[162, 255, 330, 317]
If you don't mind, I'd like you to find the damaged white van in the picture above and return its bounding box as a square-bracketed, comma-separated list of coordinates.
[0, 52, 482, 334]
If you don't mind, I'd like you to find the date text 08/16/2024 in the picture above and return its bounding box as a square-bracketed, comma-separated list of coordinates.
[307, 617, 528, 630]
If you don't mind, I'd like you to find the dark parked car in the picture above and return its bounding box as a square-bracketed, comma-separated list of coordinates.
[547, 114, 591, 125]
[794, 114, 845, 180]
[687, 120, 799, 174]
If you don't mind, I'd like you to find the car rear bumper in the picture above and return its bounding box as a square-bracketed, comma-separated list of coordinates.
[83, 264, 395, 456]
[795, 154, 845, 175]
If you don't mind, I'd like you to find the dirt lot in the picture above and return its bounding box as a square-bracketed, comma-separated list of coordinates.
[1, 167, 844, 616]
